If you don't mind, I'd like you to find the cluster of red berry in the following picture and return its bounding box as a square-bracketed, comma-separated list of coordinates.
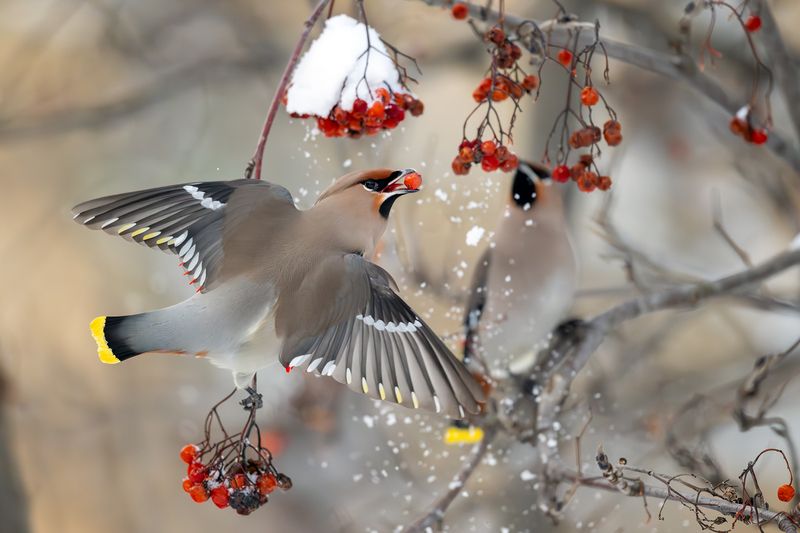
[452, 138, 519, 175]
[472, 74, 538, 103]
[180, 443, 291, 515]
[730, 106, 768, 145]
[568, 121, 621, 151]
[551, 154, 612, 192]
[289, 88, 423, 138]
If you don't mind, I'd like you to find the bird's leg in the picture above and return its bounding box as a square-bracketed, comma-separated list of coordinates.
[240, 375, 263, 411]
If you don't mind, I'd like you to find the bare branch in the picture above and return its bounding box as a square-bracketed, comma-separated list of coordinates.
[412, 0, 800, 172]
[404, 426, 497, 532]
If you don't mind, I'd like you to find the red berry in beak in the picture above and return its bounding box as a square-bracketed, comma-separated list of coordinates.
[403, 172, 422, 190]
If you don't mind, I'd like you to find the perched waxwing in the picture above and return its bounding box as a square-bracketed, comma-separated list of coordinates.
[72, 168, 484, 418]
[463, 161, 578, 376]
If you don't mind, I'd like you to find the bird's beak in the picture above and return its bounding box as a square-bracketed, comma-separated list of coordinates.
[383, 169, 422, 195]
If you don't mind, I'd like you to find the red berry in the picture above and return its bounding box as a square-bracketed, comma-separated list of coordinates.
[597, 175, 612, 191]
[187, 462, 207, 484]
[366, 101, 385, 120]
[408, 99, 424, 116]
[451, 2, 469, 20]
[481, 154, 500, 172]
[552, 165, 570, 183]
[383, 119, 399, 129]
[403, 172, 423, 190]
[778, 484, 795, 502]
[744, 15, 762, 32]
[385, 104, 405, 122]
[257, 474, 278, 496]
[486, 27, 505, 45]
[375, 88, 391, 104]
[352, 98, 368, 116]
[500, 154, 519, 172]
[180, 444, 198, 464]
[490, 89, 508, 102]
[522, 75, 539, 91]
[210, 486, 229, 508]
[189, 485, 208, 503]
[557, 49, 573, 67]
[580, 86, 599, 106]
[452, 157, 471, 175]
[182, 478, 193, 493]
[576, 174, 596, 192]
[459, 146, 474, 163]
[480, 140, 496, 157]
[750, 128, 768, 145]
[230, 473, 248, 490]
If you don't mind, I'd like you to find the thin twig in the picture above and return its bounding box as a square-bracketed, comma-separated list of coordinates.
[413, 0, 800, 172]
[404, 426, 497, 532]
[245, 0, 332, 180]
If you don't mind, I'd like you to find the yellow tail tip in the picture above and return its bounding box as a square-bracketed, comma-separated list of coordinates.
[444, 426, 484, 445]
[90, 316, 119, 365]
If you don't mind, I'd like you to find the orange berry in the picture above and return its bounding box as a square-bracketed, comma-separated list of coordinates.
[459, 146, 475, 162]
[403, 172, 423, 190]
[778, 484, 795, 502]
[182, 478, 193, 493]
[375, 88, 390, 104]
[366, 101, 385, 120]
[557, 49, 573, 67]
[451, 2, 469, 20]
[210, 486, 229, 508]
[257, 474, 278, 496]
[490, 89, 508, 102]
[230, 473, 248, 490]
[480, 140, 496, 156]
[580, 86, 599, 106]
[452, 156, 471, 175]
[597, 175, 612, 191]
[189, 485, 208, 503]
[180, 444, 198, 464]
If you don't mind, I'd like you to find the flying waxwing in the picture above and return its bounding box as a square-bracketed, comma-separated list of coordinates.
[72, 168, 485, 418]
[463, 161, 577, 376]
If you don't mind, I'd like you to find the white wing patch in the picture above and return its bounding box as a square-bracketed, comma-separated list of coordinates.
[184, 185, 225, 210]
[356, 314, 421, 333]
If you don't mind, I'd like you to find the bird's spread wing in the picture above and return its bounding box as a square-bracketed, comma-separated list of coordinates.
[277, 254, 485, 418]
[463, 248, 491, 362]
[72, 179, 295, 292]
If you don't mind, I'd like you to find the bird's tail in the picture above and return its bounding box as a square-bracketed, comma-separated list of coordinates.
[90, 315, 144, 364]
[89, 306, 196, 364]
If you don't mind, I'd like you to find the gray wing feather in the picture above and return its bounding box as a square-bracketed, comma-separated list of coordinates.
[278, 254, 485, 418]
[72, 179, 296, 291]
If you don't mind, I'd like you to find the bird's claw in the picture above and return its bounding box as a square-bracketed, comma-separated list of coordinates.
[240, 386, 263, 411]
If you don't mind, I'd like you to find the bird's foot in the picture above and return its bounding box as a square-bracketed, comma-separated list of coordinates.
[240, 386, 263, 411]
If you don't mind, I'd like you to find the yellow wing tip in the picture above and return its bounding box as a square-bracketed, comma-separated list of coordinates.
[90, 316, 119, 365]
[444, 426, 484, 445]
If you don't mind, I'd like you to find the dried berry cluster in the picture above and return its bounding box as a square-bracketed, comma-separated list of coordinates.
[449, 23, 546, 175]
[551, 153, 611, 192]
[180, 442, 291, 515]
[297, 88, 424, 138]
[452, 138, 519, 175]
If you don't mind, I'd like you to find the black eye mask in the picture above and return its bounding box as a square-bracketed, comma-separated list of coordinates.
[512, 162, 549, 209]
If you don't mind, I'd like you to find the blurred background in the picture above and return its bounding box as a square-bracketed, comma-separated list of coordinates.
[3, 0, 800, 531]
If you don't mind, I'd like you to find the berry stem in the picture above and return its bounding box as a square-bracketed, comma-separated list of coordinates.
[245, 0, 333, 180]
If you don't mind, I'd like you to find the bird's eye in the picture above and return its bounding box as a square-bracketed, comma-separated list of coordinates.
[363, 180, 380, 191]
